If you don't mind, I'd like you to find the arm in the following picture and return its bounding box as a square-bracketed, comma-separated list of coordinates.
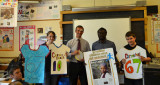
[86, 41, 91, 51]
[66, 40, 79, 58]
[139, 56, 151, 62]
[112, 43, 117, 55]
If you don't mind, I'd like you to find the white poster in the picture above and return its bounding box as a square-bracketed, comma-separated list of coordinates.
[49, 44, 70, 75]
[84, 48, 119, 85]
[18, 1, 62, 21]
[0, 1, 17, 27]
[117, 45, 146, 79]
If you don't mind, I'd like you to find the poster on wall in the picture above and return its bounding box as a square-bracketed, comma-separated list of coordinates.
[84, 48, 119, 85]
[18, 1, 62, 21]
[19, 25, 36, 50]
[0, 0, 18, 27]
[151, 14, 160, 43]
[18, 3, 33, 21]
[0, 27, 14, 51]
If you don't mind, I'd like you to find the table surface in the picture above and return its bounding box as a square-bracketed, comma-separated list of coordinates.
[143, 64, 160, 69]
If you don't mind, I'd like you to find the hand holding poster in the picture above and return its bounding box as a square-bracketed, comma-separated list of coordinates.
[84, 48, 119, 85]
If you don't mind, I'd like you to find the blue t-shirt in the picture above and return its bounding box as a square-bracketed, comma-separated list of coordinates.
[21, 45, 49, 83]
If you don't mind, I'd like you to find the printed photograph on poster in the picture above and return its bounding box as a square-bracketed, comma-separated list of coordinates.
[84, 48, 119, 85]
[37, 28, 43, 33]
[19, 25, 35, 50]
[90, 59, 113, 85]
[0, 28, 14, 51]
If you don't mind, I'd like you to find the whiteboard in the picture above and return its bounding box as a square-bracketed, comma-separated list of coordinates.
[73, 18, 131, 51]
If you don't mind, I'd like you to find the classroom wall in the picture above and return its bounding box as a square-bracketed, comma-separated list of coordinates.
[0, 20, 61, 58]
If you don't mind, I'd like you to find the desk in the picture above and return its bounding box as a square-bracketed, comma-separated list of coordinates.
[143, 64, 160, 85]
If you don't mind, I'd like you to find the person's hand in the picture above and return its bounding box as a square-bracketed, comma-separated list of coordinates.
[80, 58, 84, 62]
[46, 41, 52, 46]
[135, 54, 145, 62]
[71, 50, 79, 55]
[121, 59, 126, 64]
[139, 56, 145, 62]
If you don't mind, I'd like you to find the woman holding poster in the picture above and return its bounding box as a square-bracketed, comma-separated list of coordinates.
[117, 31, 151, 85]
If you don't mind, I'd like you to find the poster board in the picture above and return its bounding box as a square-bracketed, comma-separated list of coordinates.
[19, 25, 36, 50]
[0, 0, 18, 27]
[18, 1, 62, 21]
[84, 48, 119, 85]
[73, 18, 130, 51]
[21, 44, 49, 83]
[49, 44, 70, 75]
[117, 46, 146, 79]
[0, 27, 14, 51]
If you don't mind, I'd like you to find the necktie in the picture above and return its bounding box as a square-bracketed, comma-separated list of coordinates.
[77, 39, 81, 50]
[102, 73, 106, 78]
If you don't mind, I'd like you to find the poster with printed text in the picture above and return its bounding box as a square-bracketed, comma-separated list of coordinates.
[151, 14, 160, 43]
[18, 1, 61, 21]
[84, 48, 119, 85]
[117, 45, 146, 79]
[0, 27, 14, 51]
[19, 25, 36, 50]
[0, 0, 18, 27]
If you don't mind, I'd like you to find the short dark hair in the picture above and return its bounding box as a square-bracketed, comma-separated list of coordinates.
[125, 31, 136, 37]
[98, 27, 107, 33]
[76, 25, 84, 31]
[47, 31, 56, 39]
[9, 66, 20, 75]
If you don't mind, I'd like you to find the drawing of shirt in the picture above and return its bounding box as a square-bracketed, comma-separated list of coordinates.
[49, 43, 70, 75]
[21, 44, 49, 83]
[117, 45, 146, 79]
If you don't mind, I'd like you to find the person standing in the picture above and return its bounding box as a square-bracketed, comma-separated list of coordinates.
[92, 27, 117, 56]
[66, 25, 90, 85]
[117, 31, 151, 85]
[42, 31, 58, 85]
